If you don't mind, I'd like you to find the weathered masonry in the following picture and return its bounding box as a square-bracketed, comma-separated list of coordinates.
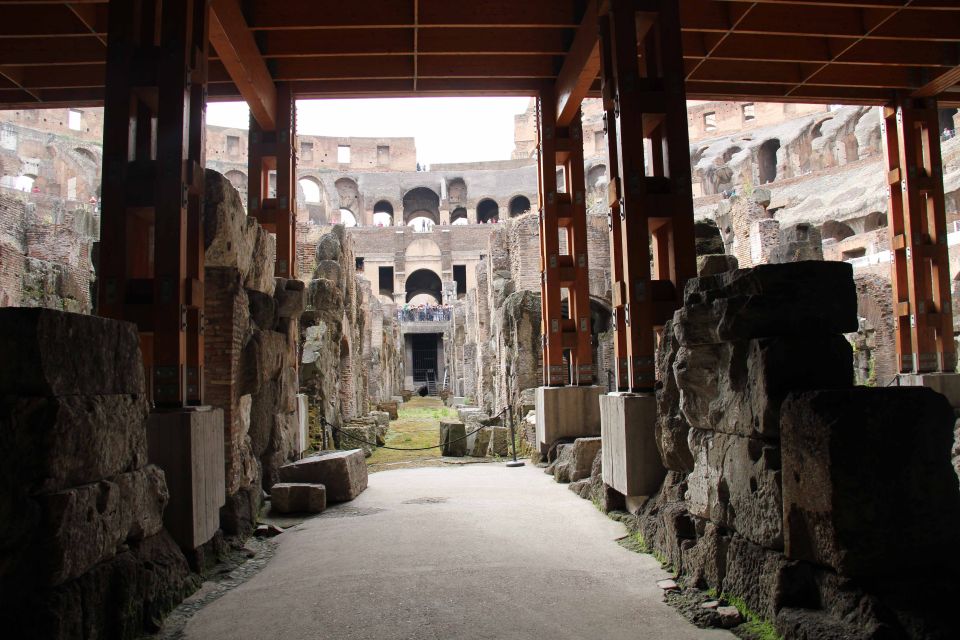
[1, 1, 960, 639]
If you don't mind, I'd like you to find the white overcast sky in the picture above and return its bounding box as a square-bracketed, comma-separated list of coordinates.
[207, 97, 532, 165]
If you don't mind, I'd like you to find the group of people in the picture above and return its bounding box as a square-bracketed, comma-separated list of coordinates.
[398, 303, 452, 322]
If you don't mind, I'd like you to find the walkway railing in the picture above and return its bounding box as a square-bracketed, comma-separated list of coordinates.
[397, 306, 452, 323]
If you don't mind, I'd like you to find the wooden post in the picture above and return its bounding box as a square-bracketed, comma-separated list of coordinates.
[537, 87, 594, 386]
[248, 82, 297, 279]
[882, 99, 956, 373]
[600, 0, 697, 392]
[99, 0, 209, 408]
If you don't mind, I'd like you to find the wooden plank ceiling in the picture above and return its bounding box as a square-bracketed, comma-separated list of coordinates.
[0, 0, 958, 109]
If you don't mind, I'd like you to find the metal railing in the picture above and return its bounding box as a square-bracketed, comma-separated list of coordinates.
[397, 306, 452, 323]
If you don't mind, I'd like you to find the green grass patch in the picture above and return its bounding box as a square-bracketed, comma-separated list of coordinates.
[705, 589, 781, 640]
[366, 398, 449, 470]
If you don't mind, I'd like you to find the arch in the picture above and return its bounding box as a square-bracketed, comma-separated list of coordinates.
[405, 237, 442, 260]
[822, 219, 855, 242]
[335, 177, 360, 212]
[691, 145, 710, 165]
[405, 268, 443, 304]
[298, 176, 322, 203]
[402, 186, 440, 224]
[224, 169, 247, 191]
[450, 206, 468, 225]
[811, 116, 834, 139]
[477, 198, 499, 224]
[509, 195, 531, 217]
[586, 164, 607, 191]
[447, 177, 467, 205]
[758, 138, 781, 184]
[862, 211, 888, 232]
[73, 147, 98, 165]
[373, 199, 394, 227]
[407, 214, 435, 232]
[722, 146, 742, 163]
[338, 208, 358, 227]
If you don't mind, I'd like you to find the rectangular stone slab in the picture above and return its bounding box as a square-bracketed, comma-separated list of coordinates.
[439, 421, 467, 457]
[0, 308, 145, 397]
[536, 386, 603, 455]
[600, 393, 665, 497]
[271, 483, 326, 514]
[278, 449, 368, 502]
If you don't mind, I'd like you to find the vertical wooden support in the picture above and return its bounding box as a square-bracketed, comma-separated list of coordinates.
[99, 0, 209, 408]
[537, 88, 594, 386]
[600, 0, 697, 392]
[882, 99, 955, 374]
[248, 83, 297, 278]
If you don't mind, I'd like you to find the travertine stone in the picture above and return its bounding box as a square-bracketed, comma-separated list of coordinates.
[553, 437, 602, 483]
[535, 386, 603, 455]
[467, 427, 492, 457]
[271, 483, 327, 514]
[278, 450, 368, 502]
[601, 393, 665, 497]
[440, 421, 467, 457]
[696, 254, 739, 277]
[487, 426, 511, 456]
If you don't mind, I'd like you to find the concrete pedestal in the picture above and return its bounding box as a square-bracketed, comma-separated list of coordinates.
[535, 386, 604, 455]
[898, 372, 960, 408]
[147, 407, 225, 550]
[295, 393, 309, 455]
[600, 393, 666, 498]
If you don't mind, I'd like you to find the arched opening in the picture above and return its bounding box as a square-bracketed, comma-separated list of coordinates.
[405, 268, 443, 304]
[403, 186, 441, 225]
[758, 138, 781, 184]
[938, 108, 957, 135]
[15, 174, 36, 192]
[298, 177, 322, 203]
[811, 117, 833, 139]
[338, 208, 358, 227]
[373, 200, 394, 227]
[722, 146, 742, 163]
[73, 147, 98, 165]
[862, 211, 887, 233]
[335, 177, 360, 211]
[691, 145, 710, 165]
[586, 164, 607, 191]
[822, 219, 855, 242]
[407, 215, 435, 232]
[477, 198, 499, 224]
[450, 207, 468, 225]
[509, 195, 531, 217]
[447, 178, 467, 205]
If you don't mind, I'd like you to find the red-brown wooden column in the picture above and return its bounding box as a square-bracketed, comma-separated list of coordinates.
[600, 0, 697, 392]
[882, 99, 956, 374]
[99, 0, 209, 408]
[248, 83, 297, 279]
[537, 87, 594, 386]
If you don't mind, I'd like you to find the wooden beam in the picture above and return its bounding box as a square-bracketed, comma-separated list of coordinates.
[554, 0, 599, 127]
[209, 0, 276, 130]
[913, 64, 960, 98]
[66, 1, 106, 45]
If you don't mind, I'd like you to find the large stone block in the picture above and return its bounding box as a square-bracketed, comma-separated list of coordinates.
[675, 262, 858, 346]
[535, 385, 603, 455]
[601, 393, 665, 497]
[35, 465, 168, 586]
[0, 308, 145, 397]
[440, 421, 467, 457]
[247, 289, 277, 331]
[0, 393, 148, 494]
[204, 169, 257, 276]
[467, 427, 492, 457]
[553, 437, 601, 483]
[655, 320, 694, 473]
[676, 336, 852, 440]
[487, 426, 511, 456]
[244, 225, 276, 295]
[377, 401, 398, 420]
[270, 483, 326, 514]
[680, 521, 730, 590]
[278, 450, 368, 502]
[274, 281, 306, 319]
[338, 422, 378, 457]
[722, 535, 792, 621]
[781, 388, 960, 580]
[685, 429, 783, 550]
[697, 254, 739, 277]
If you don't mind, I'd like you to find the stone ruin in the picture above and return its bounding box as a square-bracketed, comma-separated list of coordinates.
[567, 261, 960, 638]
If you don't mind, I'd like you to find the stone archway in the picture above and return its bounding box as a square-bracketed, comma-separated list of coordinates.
[403, 187, 441, 225]
[509, 195, 531, 217]
[373, 200, 394, 227]
[758, 138, 781, 184]
[405, 268, 443, 304]
[477, 198, 499, 223]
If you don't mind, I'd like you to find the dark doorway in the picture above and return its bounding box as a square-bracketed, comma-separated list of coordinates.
[758, 139, 781, 184]
[411, 334, 440, 392]
[379, 266, 394, 298]
[453, 264, 467, 298]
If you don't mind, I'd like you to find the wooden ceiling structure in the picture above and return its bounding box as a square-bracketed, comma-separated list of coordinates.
[0, 0, 958, 111]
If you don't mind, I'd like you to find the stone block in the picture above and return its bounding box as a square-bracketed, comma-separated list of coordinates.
[655, 320, 694, 473]
[675, 336, 853, 440]
[270, 483, 327, 514]
[0, 308, 145, 397]
[147, 408, 226, 550]
[553, 437, 602, 483]
[680, 521, 730, 590]
[897, 372, 960, 408]
[0, 393, 148, 494]
[685, 429, 783, 550]
[467, 427, 492, 457]
[278, 450, 368, 502]
[369, 411, 391, 428]
[440, 421, 467, 457]
[314, 259, 342, 285]
[203, 170, 257, 275]
[696, 254, 739, 277]
[722, 535, 792, 621]
[34, 465, 168, 586]
[781, 388, 960, 580]
[488, 426, 511, 456]
[315, 232, 342, 262]
[601, 393, 665, 497]
[676, 262, 858, 346]
[338, 422, 378, 457]
[274, 283, 305, 319]
[535, 385, 603, 455]
[244, 225, 276, 295]
[694, 219, 725, 256]
[769, 223, 824, 264]
[247, 289, 277, 331]
[377, 401, 399, 420]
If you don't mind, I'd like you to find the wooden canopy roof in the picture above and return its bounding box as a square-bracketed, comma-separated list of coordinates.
[0, 0, 958, 112]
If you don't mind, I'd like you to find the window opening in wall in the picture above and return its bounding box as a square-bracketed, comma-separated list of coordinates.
[355, 257, 365, 272]
[453, 265, 467, 298]
[509, 195, 531, 217]
[842, 248, 867, 261]
[758, 138, 781, 184]
[301, 141, 313, 162]
[450, 207, 468, 225]
[298, 178, 321, 203]
[704, 112, 717, 132]
[379, 266, 394, 297]
[338, 145, 351, 163]
[377, 145, 390, 166]
[68, 109, 82, 131]
[742, 103, 755, 122]
[227, 135, 240, 155]
[477, 199, 499, 224]
[594, 130, 605, 154]
[67, 176, 77, 200]
[339, 208, 358, 227]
